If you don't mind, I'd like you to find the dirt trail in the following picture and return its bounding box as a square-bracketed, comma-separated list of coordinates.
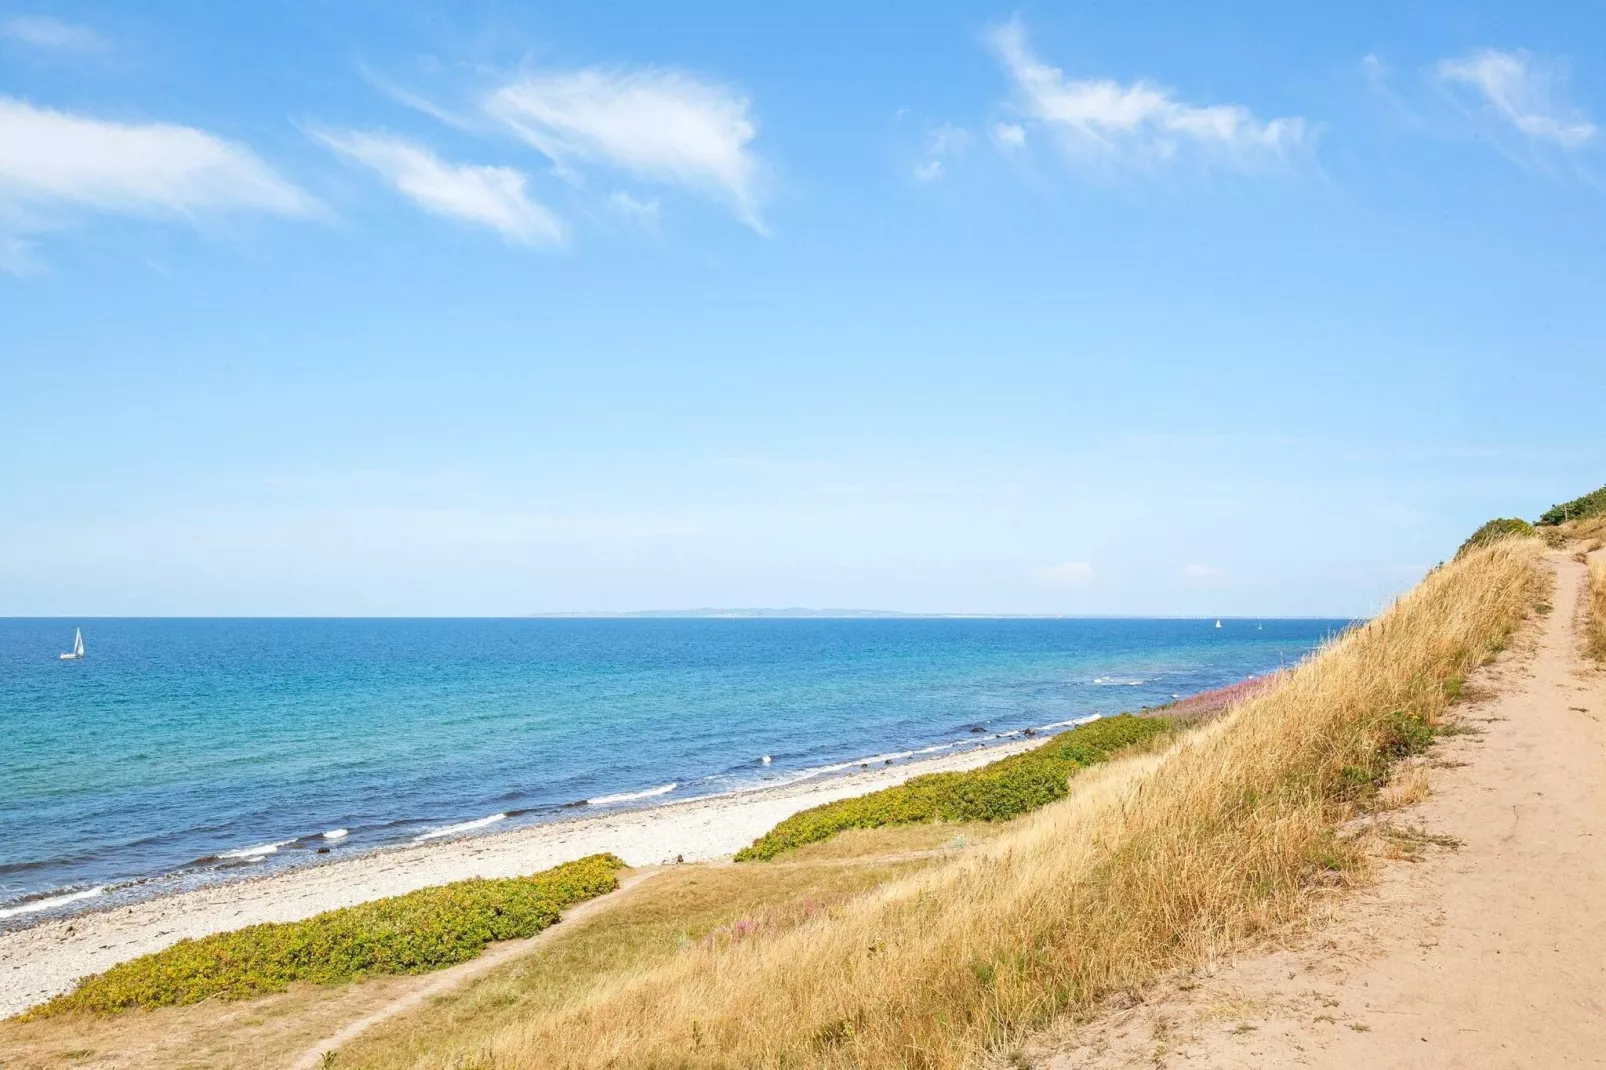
[285, 868, 660, 1070]
[1044, 550, 1606, 1069]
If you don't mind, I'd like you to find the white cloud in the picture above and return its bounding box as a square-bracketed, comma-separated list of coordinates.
[1039, 561, 1093, 584]
[987, 19, 1308, 169]
[485, 66, 765, 231]
[608, 189, 660, 224]
[1435, 48, 1595, 148]
[1180, 564, 1226, 581]
[1, 15, 105, 51]
[914, 123, 968, 181]
[991, 121, 1027, 149]
[0, 97, 315, 219]
[314, 129, 563, 245]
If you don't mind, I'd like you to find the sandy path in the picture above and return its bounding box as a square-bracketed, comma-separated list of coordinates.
[1043, 550, 1606, 1068]
[0, 733, 1040, 1019]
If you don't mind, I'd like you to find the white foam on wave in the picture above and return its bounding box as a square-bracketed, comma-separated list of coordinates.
[323, 828, 349, 840]
[1092, 676, 1145, 686]
[587, 783, 678, 806]
[218, 839, 294, 860]
[413, 813, 508, 841]
[0, 885, 107, 920]
[1034, 714, 1103, 732]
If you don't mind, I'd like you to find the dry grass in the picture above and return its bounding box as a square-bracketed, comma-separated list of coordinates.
[448, 539, 1545, 1070]
[0, 824, 995, 1070]
[1587, 557, 1606, 663]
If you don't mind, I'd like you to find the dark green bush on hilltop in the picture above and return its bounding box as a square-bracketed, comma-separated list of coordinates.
[1538, 485, 1606, 526]
[734, 715, 1172, 861]
[1457, 517, 1534, 557]
[27, 853, 626, 1018]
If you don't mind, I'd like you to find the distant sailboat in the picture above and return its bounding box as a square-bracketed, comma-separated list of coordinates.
[59, 628, 84, 661]
[1214, 619, 1222, 629]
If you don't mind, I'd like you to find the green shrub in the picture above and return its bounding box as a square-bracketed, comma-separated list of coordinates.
[1456, 517, 1533, 557]
[1538, 485, 1606, 526]
[734, 716, 1173, 861]
[27, 853, 626, 1017]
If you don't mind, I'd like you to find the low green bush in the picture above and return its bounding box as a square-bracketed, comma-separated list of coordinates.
[1538, 485, 1606, 526]
[27, 853, 626, 1017]
[734, 716, 1173, 861]
[1456, 517, 1533, 557]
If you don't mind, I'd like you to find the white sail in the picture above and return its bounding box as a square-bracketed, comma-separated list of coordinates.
[60, 627, 84, 660]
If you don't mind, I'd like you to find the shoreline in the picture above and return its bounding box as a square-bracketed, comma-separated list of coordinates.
[0, 730, 1050, 1019]
[0, 677, 1267, 1019]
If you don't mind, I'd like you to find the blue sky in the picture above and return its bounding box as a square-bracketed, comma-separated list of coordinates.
[2, 1, 1603, 616]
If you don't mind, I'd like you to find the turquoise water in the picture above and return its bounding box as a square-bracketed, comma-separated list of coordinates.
[0, 617, 1345, 925]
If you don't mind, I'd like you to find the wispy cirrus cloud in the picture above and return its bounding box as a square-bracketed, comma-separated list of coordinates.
[1434, 48, 1595, 148]
[914, 123, 968, 182]
[0, 14, 106, 52]
[0, 97, 313, 218]
[313, 128, 563, 245]
[484, 65, 766, 231]
[987, 18, 1310, 172]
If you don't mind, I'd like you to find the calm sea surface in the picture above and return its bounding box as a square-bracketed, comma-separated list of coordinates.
[0, 617, 1347, 925]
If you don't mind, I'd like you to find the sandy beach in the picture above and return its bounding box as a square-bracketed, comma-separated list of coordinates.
[0, 733, 1044, 1019]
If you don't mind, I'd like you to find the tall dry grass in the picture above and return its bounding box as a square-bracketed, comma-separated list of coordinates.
[466, 541, 1545, 1070]
[1587, 557, 1606, 663]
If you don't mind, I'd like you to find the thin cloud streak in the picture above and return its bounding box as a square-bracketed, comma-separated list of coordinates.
[313, 128, 564, 245]
[0, 96, 316, 219]
[1434, 48, 1596, 148]
[0, 15, 107, 52]
[485, 65, 767, 231]
[987, 18, 1310, 171]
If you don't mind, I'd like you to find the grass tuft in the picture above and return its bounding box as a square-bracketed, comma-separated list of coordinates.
[1587, 558, 1606, 664]
[24, 854, 626, 1018]
[733, 715, 1174, 861]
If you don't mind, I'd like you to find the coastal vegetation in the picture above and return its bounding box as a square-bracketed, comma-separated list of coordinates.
[24, 854, 625, 1018]
[5, 530, 1565, 1069]
[1457, 516, 1533, 556]
[734, 715, 1173, 861]
[1538, 484, 1606, 526]
[449, 537, 1543, 1069]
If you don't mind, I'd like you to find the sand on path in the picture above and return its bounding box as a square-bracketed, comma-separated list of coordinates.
[1043, 549, 1606, 1068]
[0, 733, 1041, 1019]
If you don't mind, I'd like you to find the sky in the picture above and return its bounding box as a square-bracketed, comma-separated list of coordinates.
[2, 1, 1604, 617]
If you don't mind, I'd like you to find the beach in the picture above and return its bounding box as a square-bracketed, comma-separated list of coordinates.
[0, 732, 1044, 1019]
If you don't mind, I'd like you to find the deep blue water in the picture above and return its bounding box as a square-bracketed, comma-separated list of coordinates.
[0, 617, 1346, 925]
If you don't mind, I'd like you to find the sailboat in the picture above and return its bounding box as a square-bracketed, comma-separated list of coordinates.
[1214, 619, 1222, 629]
[59, 628, 84, 661]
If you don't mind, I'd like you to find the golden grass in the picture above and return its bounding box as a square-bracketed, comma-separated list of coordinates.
[335, 830, 986, 1070]
[456, 539, 1544, 1070]
[0, 824, 996, 1070]
[1587, 557, 1606, 663]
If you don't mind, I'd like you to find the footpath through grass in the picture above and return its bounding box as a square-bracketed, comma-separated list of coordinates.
[25, 853, 625, 1018]
[735, 715, 1174, 861]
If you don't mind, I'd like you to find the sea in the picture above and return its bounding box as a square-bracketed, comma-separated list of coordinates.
[0, 616, 1347, 927]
